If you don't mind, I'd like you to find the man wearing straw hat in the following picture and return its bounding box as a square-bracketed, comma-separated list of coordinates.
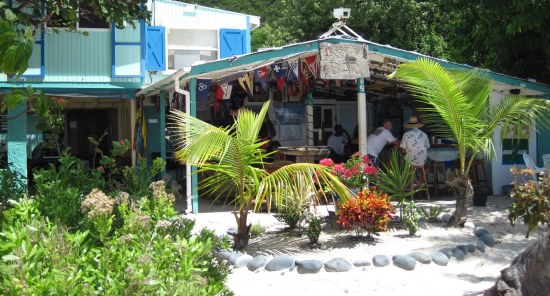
[400, 116, 430, 166]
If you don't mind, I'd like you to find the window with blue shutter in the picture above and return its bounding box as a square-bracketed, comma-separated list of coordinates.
[112, 21, 145, 78]
[219, 29, 246, 59]
[22, 0, 45, 77]
[145, 26, 166, 71]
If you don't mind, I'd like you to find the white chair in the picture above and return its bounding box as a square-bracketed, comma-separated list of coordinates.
[542, 154, 550, 168]
[522, 153, 546, 180]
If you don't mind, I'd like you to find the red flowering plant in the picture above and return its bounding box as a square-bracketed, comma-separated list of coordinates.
[337, 187, 395, 237]
[320, 153, 378, 190]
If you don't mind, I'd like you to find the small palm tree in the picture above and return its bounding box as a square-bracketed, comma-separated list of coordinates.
[389, 58, 550, 226]
[169, 101, 351, 249]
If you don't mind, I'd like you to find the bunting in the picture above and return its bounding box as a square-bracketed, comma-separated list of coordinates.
[237, 72, 253, 96]
[215, 83, 233, 100]
[287, 59, 300, 81]
[271, 62, 287, 92]
[304, 55, 318, 78]
[196, 79, 211, 102]
[255, 66, 269, 92]
[300, 59, 310, 96]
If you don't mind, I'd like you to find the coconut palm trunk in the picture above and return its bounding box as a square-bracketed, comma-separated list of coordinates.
[389, 58, 550, 227]
[169, 100, 351, 249]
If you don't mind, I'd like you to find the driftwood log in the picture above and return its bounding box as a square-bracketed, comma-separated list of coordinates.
[484, 230, 550, 296]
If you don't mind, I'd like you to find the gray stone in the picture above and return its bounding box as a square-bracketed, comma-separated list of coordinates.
[265, 255, 295, 272]
[408, 252, 432, 264]
[228, 251, 246, 265]
[439, 248, 454, 258]
[234, 254, 253, 268]
[430, 251, 449, 266]
[353, 259, 372, 267]
[452, 248, 465, 261]
[297, 260, 323, 274]
[247, 255, 268, 271]
[217, 250, 232, 261]
[480, 233, 495, 247]
[474, 227, 490, 238]
[227, 227, 238, 236]
[456, 245, 469, 255]
[441, 213, 452, 224]
[372, 255, 390, 267]
[475, 239, 486, 253]
[392, 255, 417, 271]
[466, 244, 477, 253]
[324, 258, 353, 272]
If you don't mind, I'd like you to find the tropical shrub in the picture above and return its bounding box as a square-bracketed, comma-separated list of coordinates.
[337, 187, 395, 237]
[250, 222, 265, 237]
[122, 157, 166, 200]
[274, 172, 314, 229]
[419, 205, 443, 222]
[320, 153, 378, 189]
[0, 168, 27, 216]
[402, 201, 421, 236]
[508, 167, 550, 238]
[0, 183, 230, 295]
[306, 215, 322, 244]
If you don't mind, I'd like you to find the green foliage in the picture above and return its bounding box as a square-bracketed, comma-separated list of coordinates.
[419, 205, 443, 222]
[401, 201, 421, 236]
[0, 190, 230, 295]
[306, 215, 321, 244]
[122, 157, 166, 200]
[509, 168, 550, 238]
[373, 150, 420, 207]
[274, 172, 315, 229]
[250, 222, 265, 237]
[0, 168, 27, 216]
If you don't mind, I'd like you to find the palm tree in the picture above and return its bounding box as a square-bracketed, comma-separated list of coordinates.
[389, 58, 550, 226]
[169, 101, 351, 249]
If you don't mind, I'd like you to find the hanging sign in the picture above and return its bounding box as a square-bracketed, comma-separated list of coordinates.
[319, 42, 370, 79]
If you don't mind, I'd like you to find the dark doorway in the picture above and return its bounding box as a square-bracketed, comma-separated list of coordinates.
[67, 109, 112, 166]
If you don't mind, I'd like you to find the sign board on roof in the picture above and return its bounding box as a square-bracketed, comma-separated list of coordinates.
[319, 42, 370, 80]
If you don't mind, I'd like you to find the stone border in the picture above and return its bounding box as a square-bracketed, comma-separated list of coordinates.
[217, 225, 495, 273]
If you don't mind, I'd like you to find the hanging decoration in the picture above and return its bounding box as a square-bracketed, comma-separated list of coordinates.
[196, 79, 211, 102]
[304, 55, 318, 78]
[255, 66, 269, 92]
[237, 72, 253, 96]
[271, 62, 287, 92]
[287, 59, 300, 81]
[300, 59, 310, 96]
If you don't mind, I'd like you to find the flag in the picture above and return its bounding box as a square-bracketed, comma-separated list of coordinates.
[271, 62, 287, 92]
[215, 83, 233, 100]
[196, 79, 211, 101]
[304, 55, 318, 78]
[237, 73, 253, 96]
[300, 59, 310, 96]
[287, 59, 300, 81]
[255, 66, 268, 92]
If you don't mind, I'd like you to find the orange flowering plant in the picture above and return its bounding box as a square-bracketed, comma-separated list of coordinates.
[336, 187, 395, 237]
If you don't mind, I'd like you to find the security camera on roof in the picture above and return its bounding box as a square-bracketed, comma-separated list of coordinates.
[333, 8, 351, 20]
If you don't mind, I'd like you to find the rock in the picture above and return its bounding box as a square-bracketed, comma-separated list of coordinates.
[228, 251, 246, 265]
[474, 227, 490, 238]
[297, 260, 323, 274]
[408, 252, 432, 264]
[392, 255, 417, 271]
[466, 244, 477, 253]
[441, 213, 452, 224]
[475, 239, 486, 253]
[456, 245, 469, 256]
[227, 227, 238, 236]
[439, 248, 454, 259]
[452, 248, 465, 261]
[265, 255, 295, 272]
[353, 259, 372, 267]
[431, 251, 449, 266]
[234, 254, 253, 268]
[372, 255, 390, 267]
[463, 221, 475, 229]
[247, 255, 268, 271]
[324, 258, 353, 272]
[480, 233, 495, 247]
[217, 250, 232, 261]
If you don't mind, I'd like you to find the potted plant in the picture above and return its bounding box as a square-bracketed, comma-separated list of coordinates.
[319, 153, 378, 192]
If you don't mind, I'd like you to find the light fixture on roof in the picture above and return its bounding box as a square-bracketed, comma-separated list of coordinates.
[319, 8, 364, 40]
[333, 8, 351, 20]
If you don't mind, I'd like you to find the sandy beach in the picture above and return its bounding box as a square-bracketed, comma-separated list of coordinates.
[182, 196, 542, 296]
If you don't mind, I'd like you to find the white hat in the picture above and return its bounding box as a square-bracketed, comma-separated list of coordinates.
[404, 116, 423, 128]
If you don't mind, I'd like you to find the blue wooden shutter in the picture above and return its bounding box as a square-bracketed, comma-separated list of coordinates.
[220, 29, 246, 58]
[145, 26, 166, 71]
[112, 21, 145, 78]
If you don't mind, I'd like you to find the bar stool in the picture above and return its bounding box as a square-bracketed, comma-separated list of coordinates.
[470, 158, 492, 194]
[429, 161, 448, 197]
[411, 165, 430, 200]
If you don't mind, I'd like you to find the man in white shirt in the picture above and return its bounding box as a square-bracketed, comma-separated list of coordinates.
[327, 124, 350, 163]
[367, 119, 399, 166]
[399, 116, 430, 166]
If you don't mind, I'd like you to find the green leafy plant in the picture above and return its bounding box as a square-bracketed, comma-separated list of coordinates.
[0, 168, 27, 216]
[306, 215, 322, 244]
[170, 100, 350, 249]
[274, 172, 315, 229]
[508, 167, 550, 238]
[373, 150, 420, 215]
[419, 205, 443, 222]
[402, 201, 421, 236]
[250, 222, 265, 237]
[319, 153, 378, 189]
[122, 157, 166, 200]
[337, 187, 395, 237]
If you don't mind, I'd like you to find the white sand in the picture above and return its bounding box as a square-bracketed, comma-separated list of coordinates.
[185, 196, 542, 296]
